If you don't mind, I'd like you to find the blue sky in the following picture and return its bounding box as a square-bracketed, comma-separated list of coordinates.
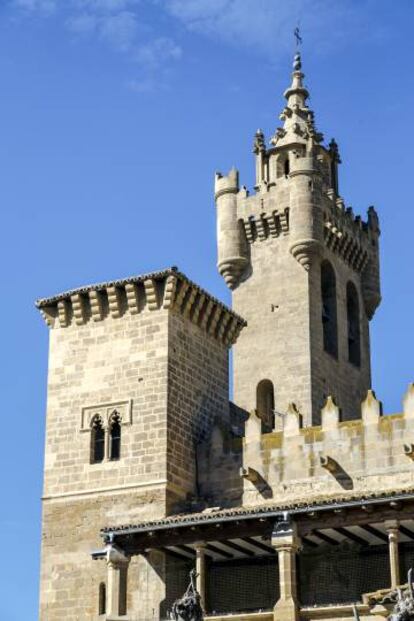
[0, 0, 413, 618]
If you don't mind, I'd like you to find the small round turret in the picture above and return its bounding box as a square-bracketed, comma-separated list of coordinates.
[214, 168, 249, 289]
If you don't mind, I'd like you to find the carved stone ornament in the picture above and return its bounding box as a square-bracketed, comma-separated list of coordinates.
[170, 570, 203, 621]
[273, 511, 294, 536]
[388, 568, 414, 621]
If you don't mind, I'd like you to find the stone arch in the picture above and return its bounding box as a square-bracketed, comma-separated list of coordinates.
[90, 414, 105, 464]
[108, 411, 122, 461]
[256, 379, 275, 432]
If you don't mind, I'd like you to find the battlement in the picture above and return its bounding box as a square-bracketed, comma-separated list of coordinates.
[198, 386, 414, 510]
[36, 267, 246, 347]
[240, 385, 414, 506]
[323, 195, 380, 273]
[214, 167, 239, 199]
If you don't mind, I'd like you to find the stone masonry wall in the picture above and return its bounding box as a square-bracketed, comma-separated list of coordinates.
[40, 490, 167, 621]
[167, 312, 229, 507]
[40, 307, 172, 620]
[232, 232, 313, 422]
[309, 249, 371, 424]
[43, 309, 170, 500]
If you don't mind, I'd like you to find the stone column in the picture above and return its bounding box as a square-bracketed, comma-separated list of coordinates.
[385, 520, 400, 588]
[271, 514, 301, 621]
[106, 544, 130, 617]
[195, 543, 207, 611]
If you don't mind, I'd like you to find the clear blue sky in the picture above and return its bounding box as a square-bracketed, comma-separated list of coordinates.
[0, 1, 413, 618]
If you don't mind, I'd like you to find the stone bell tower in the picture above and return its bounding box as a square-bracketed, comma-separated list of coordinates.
[215, 52, 381, 425]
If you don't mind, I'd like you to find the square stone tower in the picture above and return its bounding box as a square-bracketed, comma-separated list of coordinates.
[215, 52, 381, 425]
[36, 268, 244, 620]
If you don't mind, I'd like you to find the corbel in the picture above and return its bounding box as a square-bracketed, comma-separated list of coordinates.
[144, 279, 159, 311]
[162, 274, 177, 310]
[89, 290, 104, 322]
[71, 293, 87, 326]
[191, 293, 206, 325]
[57, 299, 70, 327]
[320, 454, 338, 474]
[107, 286, 123, 318]
[239, 466, 260, 484]
[182, 286, 197, 318]
[125, 282, 140, 314]
[404, 444, 414, 460]
[207, 305, 221, 336]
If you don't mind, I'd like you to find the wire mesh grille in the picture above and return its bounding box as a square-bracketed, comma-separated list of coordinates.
[298, 544, 390, 606]
[400, 541, 414, 579]
[206, 556, 279, 614]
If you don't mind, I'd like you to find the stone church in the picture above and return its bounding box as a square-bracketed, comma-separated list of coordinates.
[37, 51, 414, 621]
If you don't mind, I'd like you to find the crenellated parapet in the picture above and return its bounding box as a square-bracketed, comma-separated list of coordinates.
[240, 385, 414, 506]
[322, 196, 381, 317]
[36, 267, 246, 347]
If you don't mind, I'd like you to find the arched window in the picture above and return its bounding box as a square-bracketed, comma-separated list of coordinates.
[347, 281, 361, 366]
[98, 582, 106, 615]
[91, 416, 105, 464]
[256, 380, 275, 432]
[321, 261, 338, 358]
[109, 412, 121, 461]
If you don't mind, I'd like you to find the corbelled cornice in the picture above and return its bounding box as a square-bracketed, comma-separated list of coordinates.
[36, 267, 246, 347]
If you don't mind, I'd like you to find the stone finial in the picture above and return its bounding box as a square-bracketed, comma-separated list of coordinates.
[284, 403, 302, 437]
[361, 389, 382, 424]
[253, 128, 265, 154]
[403, 383, 414, 418]
[321, 396, 340, 430]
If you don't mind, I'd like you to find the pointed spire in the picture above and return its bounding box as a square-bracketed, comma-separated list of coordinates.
[271, 51, 323, 149]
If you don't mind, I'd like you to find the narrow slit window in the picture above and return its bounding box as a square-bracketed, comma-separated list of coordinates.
[109, 413, 121, 461]
[347, 281, 361, 367]
[98, 582, 106, 615]
[284, 158, 290, 177]
[91, 416, 105, 464]
[321, 260, 338, 358]
[256, 379, 275, 432]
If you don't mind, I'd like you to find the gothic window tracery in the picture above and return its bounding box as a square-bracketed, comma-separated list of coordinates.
[91, 415, 105, 464]
[321, 260, 338, 358]
[109, 412, 122, 461]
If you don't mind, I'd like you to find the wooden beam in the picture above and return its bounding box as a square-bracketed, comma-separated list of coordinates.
[360, 524, 388, 543]
[334, 527, 369, 546]
[398, 524, 414, 540]
[302, 536, 319, 548]
[312, 530, 340, 545]
[164, 548, 194, 562]
[205, 544, 233, 559]
[299, 502, 414, 537]
[176, 545, 196, 557]
[242, 537, 275, 555]
[219, 540, 255, 557]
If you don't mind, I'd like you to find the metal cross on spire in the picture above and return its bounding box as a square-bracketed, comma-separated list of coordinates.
[294, 25, 302, 48]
